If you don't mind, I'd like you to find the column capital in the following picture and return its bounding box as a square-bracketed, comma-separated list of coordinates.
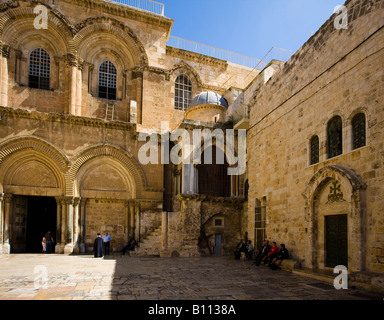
[64, 53, 83, 70]
[3, 194, 12, 203]
[73, 197, 81, 206]
[1, 43, 10, 59]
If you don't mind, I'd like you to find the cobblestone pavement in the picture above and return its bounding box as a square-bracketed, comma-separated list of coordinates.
[0, 254, 382, 300]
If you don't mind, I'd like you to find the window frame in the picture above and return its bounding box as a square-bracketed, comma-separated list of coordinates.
[310, 135, 320, 165]
[174, 74, 192, 111]
[28, 48, 51, 91]
[352, 113, 366, 150]
[327, 116, 343, 159]
[98, 60, 117, 101]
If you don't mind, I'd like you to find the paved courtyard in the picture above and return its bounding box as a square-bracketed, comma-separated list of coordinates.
[0, 254, 381, 300]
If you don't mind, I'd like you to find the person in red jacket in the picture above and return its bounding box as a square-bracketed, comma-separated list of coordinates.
[264, 241, 279, 266]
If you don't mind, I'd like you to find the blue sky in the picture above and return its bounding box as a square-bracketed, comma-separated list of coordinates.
[161, 0, 344, 60]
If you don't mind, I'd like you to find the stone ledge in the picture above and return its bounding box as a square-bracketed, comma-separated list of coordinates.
[280, 259, 302, 272]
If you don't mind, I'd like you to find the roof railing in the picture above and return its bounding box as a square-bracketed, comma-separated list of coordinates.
[106, 0, 165, 16]
[167, 36, 294, 70]
[167, 36, 262, 69]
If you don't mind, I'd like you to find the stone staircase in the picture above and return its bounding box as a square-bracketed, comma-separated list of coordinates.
[130, 226, 162, 257]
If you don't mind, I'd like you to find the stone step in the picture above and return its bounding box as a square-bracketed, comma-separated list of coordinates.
[131, 226, 162, 257]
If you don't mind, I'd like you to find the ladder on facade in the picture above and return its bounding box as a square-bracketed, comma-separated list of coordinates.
[106, 104, 115, 121]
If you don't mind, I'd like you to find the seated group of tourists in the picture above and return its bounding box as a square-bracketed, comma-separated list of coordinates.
[234, 239, 289, 270]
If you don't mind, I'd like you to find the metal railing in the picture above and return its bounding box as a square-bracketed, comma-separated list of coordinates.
[106, 0, 165, 16]
[167, 36, 262, 69]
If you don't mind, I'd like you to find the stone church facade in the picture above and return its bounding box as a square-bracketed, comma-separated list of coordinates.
[0, 0, 383, 287]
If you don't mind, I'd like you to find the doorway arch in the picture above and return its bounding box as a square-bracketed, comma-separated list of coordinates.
[303, 166, 367, 271]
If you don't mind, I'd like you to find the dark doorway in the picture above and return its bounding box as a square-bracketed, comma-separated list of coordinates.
[325, 214, 348, 268]
[11, 196, 57, 253]
[198, 146, 231, 197]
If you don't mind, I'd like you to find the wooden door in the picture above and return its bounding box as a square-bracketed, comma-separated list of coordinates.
[11, 196, 28, 253]
[325, 214, 348, 268]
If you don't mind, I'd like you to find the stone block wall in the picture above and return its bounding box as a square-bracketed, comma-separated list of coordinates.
[246, 0, 384, 272]
[84, 199, 126, 253]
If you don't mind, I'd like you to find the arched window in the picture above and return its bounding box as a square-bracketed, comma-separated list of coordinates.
[352, 113, 366, 149]
[327, 116, 343, 159]
[175, 74, 192, 111]
[28, 48, 50, 90]
[98, 61, 117, 100]
[198, 146, 230, 197]
[310, 135, 320, 165]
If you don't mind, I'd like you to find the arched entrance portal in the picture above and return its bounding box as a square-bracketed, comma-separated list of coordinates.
[303, 166, 367, 272]
[11, 196, 57, 253]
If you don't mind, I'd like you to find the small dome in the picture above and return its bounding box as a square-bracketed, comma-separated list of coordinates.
[190, 91, 228, 109]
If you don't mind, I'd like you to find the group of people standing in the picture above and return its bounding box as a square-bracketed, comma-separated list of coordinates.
[94, 232, 138, 258]
[234, 239, 289, 270]
[41, 231, 54, 254]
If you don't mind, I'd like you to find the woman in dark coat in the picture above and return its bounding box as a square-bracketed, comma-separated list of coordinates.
[94, 233, 104, 258]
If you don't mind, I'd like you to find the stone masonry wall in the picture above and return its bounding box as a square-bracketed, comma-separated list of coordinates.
[246, 0, 384, 272]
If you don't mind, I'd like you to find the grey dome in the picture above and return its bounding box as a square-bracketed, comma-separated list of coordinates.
[190, 91, 228, 109]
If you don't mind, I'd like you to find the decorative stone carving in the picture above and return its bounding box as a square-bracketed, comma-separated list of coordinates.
[327, 181, 345, 203]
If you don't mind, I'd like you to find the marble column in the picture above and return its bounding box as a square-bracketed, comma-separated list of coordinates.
[72, 197, 81, 254]
[59, 198, 66, 253]
[75, 61, 83, 116]
[0, 44, 10, 107]
[55, 197, 62, 253]
[65, 53, 82, 116]
[2, 194, 12, 254]
[64, 197, 74, 254]
[129, 200, 135, 240]
[79, 198, 87, 253]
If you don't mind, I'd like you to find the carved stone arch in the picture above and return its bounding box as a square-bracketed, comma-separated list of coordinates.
[0, 5, 74, 52]
[0, 137, 69, 195]
[66, 144, 147, 198]
[302, 165, 367, 271]
[0, 136, 70, 172]
[347, 107, 369, 125]
[170, 61, 203, 88]
[76, 156, 135, 200]
[73, 17, 148, 67]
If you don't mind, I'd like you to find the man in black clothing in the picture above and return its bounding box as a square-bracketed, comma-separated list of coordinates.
[254, 240, 271, 266]
[94, 233, 104, 258]
[122, 236, 137, 256]
[234, 239, 247, 260]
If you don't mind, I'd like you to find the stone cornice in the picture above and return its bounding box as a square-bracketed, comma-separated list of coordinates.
[60, 0, 173, 34]
[176, 193, 245, 205]
[0, 106, 137, 133]
[166, 46, 228, 68]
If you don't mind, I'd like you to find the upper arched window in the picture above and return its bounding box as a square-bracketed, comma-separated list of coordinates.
[352, 113, 366, 150]
[310, 135, 320, 165]
[175, 74, 192, 111]
[327, 116, 343, 159]
[98, 61, 117, 100]
[198, 146, 230, 197]
[28, 48, 50, 90]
